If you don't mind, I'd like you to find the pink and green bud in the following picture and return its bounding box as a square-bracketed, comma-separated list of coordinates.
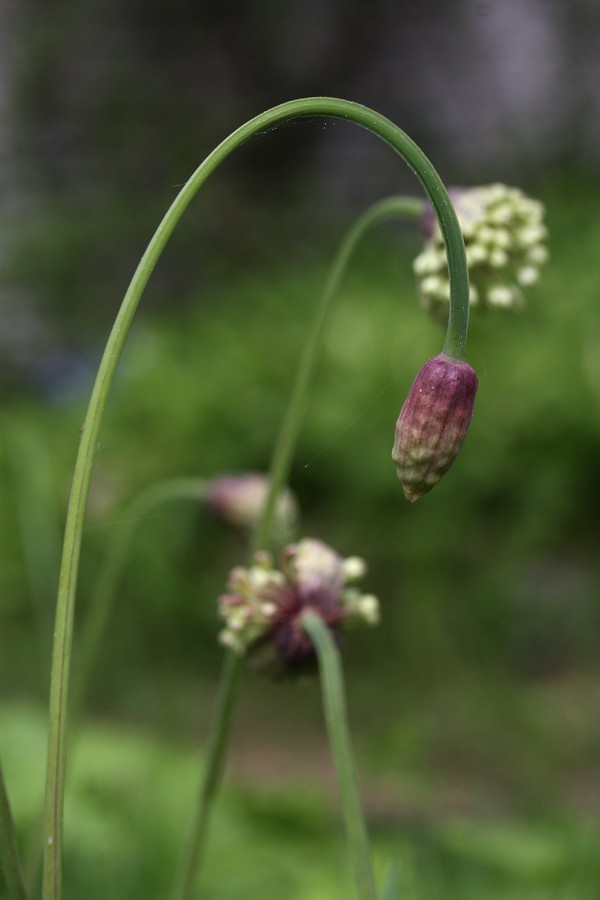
[206, 472, 298, 539]
[392, 354, 478, 502]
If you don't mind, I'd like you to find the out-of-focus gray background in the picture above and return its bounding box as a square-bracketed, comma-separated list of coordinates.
[1, 0, 599, 372]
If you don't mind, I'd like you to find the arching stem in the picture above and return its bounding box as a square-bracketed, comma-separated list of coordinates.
[253, 194, 425, 551]
[42, 97, 469, 900]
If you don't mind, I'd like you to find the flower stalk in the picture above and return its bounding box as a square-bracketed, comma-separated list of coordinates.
[172, 194, 454, 896]
[302, 610, 377, 900]
[169, 651, 242, 900]
[252, 195, 426, 555]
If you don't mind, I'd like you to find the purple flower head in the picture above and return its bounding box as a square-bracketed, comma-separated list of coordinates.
[218, 538, 379, 676]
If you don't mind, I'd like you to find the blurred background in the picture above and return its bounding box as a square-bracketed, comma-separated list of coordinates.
[2, 0, 600, 897]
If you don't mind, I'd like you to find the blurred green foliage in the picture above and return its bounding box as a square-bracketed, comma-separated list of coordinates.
[1, 172, 600, 896]
[1, 702, 600, 899]
[2, 173, 600, 694]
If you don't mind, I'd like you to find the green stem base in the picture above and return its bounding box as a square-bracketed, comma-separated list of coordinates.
[302, 612, 377, 900]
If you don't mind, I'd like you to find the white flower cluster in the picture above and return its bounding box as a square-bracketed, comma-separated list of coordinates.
[218, 539, 380, 659]
[414, 184, 548, 320]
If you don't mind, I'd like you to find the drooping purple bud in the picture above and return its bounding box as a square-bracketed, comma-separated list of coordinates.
[392, 354, 478, 503]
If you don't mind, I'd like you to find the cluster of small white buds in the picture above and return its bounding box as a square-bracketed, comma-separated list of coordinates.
[218, 552, 286, 655]
[414, 184, 548, 322]
[217, 538, 380, 673]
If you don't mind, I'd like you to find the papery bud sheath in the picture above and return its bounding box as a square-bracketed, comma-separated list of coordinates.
[392, 354, 478, 502]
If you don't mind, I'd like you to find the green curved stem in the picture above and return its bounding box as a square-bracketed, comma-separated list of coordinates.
[253, 194, 425, 552]
[302, 611, 377, 900]
[43, 97, 469, 900]
[0, 760, 28, 900]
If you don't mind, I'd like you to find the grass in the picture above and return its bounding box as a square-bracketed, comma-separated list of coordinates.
[1, 699, 599, 900]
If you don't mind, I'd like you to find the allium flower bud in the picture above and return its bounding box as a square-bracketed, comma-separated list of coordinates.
[206, 473, 297, 538]
[392, 354, 478, 502]
[217, 538, 379, 676]
[414, 184, 548, 322]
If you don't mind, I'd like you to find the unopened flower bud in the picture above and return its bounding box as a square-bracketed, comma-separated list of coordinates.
[392, 354, 478, 502]
[206, 473, 298, 539]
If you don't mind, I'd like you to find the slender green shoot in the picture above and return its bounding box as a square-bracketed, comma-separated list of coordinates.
[253, 195, 425, 552]
[302, 610, 377, 900]
[172, 195, 425, 898]
[169, 651, 242, 900]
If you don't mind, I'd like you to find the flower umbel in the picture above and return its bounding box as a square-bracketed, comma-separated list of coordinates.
[218, 538, 379, 674]
[414, 183, 548, 321]
[392, 353, 478, 502]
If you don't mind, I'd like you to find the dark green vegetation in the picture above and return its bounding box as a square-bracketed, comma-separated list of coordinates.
[1, 174, 600, 897]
